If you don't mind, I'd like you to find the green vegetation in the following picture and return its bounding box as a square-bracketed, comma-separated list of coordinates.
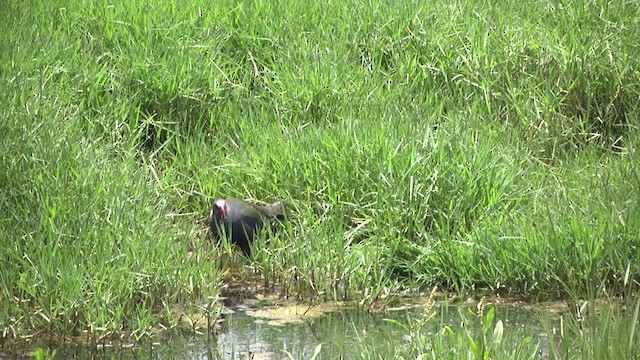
[355, 290, 640, 359]
[1, 0, 639, 353]
[40, 292, 640, 359]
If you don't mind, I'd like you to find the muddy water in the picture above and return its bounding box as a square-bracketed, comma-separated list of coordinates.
[213, 300, 556, 359]
[47, 296, 563, 359]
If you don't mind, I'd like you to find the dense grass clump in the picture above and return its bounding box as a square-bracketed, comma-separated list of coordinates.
[1, 0, 639, 345]
[0, 2, 223, 344]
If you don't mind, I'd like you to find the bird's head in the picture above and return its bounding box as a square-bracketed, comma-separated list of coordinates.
[210, 198, 228, 221]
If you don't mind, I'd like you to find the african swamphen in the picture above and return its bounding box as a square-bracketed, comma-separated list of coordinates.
[209, 198, 283, 256]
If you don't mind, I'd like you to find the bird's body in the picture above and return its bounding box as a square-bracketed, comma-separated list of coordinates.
[209, 198, 283, 256]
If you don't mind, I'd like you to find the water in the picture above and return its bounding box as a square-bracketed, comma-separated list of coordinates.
[212, 302, 549, 359]
[215, 307, 413, 359]
[39, 298, 556, 359]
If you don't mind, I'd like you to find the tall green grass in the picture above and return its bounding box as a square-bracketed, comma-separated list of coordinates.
[0, 0, 224, 347]
[1, 0, 639, 345]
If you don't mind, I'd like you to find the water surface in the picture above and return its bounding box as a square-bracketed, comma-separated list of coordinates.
[46, 296, 559, 359]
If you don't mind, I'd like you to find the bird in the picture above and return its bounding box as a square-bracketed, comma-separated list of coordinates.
[209, 198, 283, 256]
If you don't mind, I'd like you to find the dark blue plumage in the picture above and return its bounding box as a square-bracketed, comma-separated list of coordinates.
[209, 198, 283, 256]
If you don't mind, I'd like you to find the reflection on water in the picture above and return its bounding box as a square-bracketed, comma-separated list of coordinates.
[182, 301, 551, 359]
[32, 300, 559, 359]
[215, 307, 410, 359]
